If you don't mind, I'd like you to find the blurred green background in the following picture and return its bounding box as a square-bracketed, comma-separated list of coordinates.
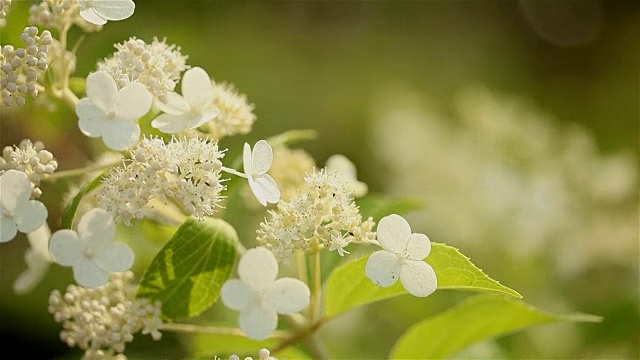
[1, 0, 638, 359]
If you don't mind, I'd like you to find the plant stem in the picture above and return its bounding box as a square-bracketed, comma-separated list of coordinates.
[310, 237, 322, 323]
[221, 166, 247, 179]
[272, 317, 327, 357]
[44, 160, 122, 181]
[162, 322, 289, 338]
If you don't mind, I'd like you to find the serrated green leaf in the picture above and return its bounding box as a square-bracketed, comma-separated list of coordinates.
[356, 193, 424, 221]
[61, 172, 105, 228]
[137, 218, 239, 319]
[190, 333, 311, 359]
[390, 294, 602, 359]
[324, 243, 520, 319]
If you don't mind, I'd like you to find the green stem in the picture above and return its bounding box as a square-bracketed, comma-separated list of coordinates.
[310, 237, 322, 323]
[162, 322, 289, 338]
[272, 317, 327, 357]
[44, 160, 122, 181]
[221, 166, 247, 179]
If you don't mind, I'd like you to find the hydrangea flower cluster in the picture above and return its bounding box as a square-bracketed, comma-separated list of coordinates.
[0, 139, 58, 198]
[257, 168, 376, 261]
[97, 37, 189, 102]
[28, 0, 102, 32]
[267, 145, 316, 201]
[48, 271, 163, 360]
[207, 80, 257, 138]
[1, 26, 52, 106]
[99, 136, 226, 224]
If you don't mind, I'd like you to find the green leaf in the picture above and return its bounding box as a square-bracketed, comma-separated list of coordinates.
[137, 218, 240, 319]
[324, 243, 520, 319]
[61, 172, 105, 228]
[190, 333, 310, 359]
[356, 193, 424, 221]
[390, 294, 602, 359]
[266, 129, 318, 147]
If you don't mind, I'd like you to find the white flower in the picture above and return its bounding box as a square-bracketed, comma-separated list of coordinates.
[243, 140, 280, 206]
[49, 208, 134, 288]
[0, 170, 48, 243]
[14, 223, 53, 294]
[365, 214, 437, 297]
[221, 247, 310, 340]
[151, 67, 219, 134]
[326, 154, 368, 198]
[76, 71, 152, 151]
[77, 0, 135, 26]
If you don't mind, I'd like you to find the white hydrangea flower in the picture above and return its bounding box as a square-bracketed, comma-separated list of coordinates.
[0, 170, 48, 243]
[77, 0, 134, 26]
[76, 71, 152, 151]
[365, 214, 437, 297]
[14, 223, 53, 294]
[243, 140, 280, 206]
[326, 154, 368, 198]
[49, 208, 134, 288]
[151, 67, 219, 134]
[221, 247, 310, 340]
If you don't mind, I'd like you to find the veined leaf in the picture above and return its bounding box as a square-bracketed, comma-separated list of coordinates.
[356, 193, 424, 221]
[324, 243, 520, 319]
[137, 218, 239, 319]
[390, 294, 602, 359]
[61, 172, 105, 228]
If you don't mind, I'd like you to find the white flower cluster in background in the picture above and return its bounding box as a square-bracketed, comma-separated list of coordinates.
[98, 37, 189, 102]
[372, 86, 638, 277]
[257, 168, 376, 261]
[1, 26, 52, 106]
[208, 80, 257, 138]
[0, 139, 58, 198]
[48, 271, 163, 360]
[99, 136, 226, 224]
[28, 0, 102, 32]
[267, 145, 316, 201]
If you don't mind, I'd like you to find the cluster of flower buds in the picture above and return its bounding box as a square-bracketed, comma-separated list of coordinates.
[0, 139, 57, 198]
[1, 26, 52, 106]
[28, 0, 101, 32]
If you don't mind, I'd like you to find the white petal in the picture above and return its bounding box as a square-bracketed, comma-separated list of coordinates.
[238, 247, 278, 290]
[95, 242, 134, 272]
[400, 260, 437, 297]
[14, 224, 52, 294]
[252, 140, 273, 175]
[0, 214, 17, 243]
[249, 174, 281, 206]
[14, 200, 47, 234]
[116, 82, 152, 119]
[76, 98, 108, 137]
[155, 93, 189, 115]
[92, 0, 135, 21]
[86, 71, 118, 112]
[221, 279, 252, 311]
[0, 170, 32, 212]
[181, 67, 213, 110]
[77, 208, 116, 248]
[49, 229, 84, 266]
[365, 250, 402, 287]
[79, 8, 107, 25]
[189, 108, 219, 129]
[102, 117, 140, 150]
[73, 258, 109, 288]
[376, 214, 411, 253]
[239, 304, 278, 340]
[243, 142, 253, 175]
[151, 113, 192, 134]
[406, 233, 431, 260]
[326, 154, 357, 180]
[266, 278, 310, 314]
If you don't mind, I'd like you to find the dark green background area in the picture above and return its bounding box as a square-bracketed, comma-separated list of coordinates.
[1, 1, 638, 359]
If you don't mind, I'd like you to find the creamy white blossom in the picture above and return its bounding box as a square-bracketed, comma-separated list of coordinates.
[208, 80, 257, 138]
[152, 67, 219, 133]
[243, 140, 280, 206]
[77, 0, 134, 25]
[49, 208, 134, 288]
[326, 154, 368, 198]
[221, 247, 310, 340]
[0, 170, 48, 243]
[76, 71, 152, 150]
[365, 214, 437, 297]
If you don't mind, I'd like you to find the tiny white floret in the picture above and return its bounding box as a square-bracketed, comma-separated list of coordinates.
[76, 71, 152, 151]
[49, 208, 135, 288]
[243, 140, 280, 206]
[365, 214, 437, 297]
[0, 170, 48, 243]
[151, 67, 219, 134]
[221, 247, 310, 340]
[77, 0, 135, 25]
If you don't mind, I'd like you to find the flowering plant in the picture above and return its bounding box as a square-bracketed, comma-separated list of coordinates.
[0, 1, 602, 359]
